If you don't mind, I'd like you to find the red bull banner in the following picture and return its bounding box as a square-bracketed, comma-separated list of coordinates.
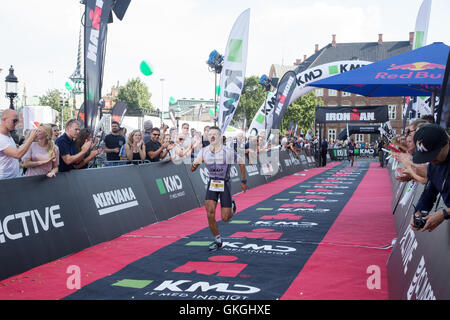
[376, 62, 445, 80]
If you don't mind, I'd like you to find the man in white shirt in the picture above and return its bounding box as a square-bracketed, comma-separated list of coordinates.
[0, 109, 37, 179]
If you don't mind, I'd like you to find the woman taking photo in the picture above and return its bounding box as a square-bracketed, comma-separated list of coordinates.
[125, 130, 146, 163]
[23, 124, 59, 178]
[74, 128, 102, 169]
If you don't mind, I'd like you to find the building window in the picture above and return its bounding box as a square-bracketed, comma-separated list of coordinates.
[356, 134, 364, 143]
[328, 129, 336, 142]
[328, 89, 337, 96]
[341, 91, 351, 97]
[388, 105, 397, 120]
[315, 89, 324, 97]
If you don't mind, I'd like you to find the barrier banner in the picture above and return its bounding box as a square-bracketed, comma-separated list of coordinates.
[354, 148, 378, 157]
[393, 183, 424, 235]
[139, 162, 199, 222]
[244, 163, 267, 189]
[387, 205, 450, 300]
[279, 150, 303, 176]
[0, 175, 90, 281]
[315, 105, 389, 124]
[69, 165, 158, 245]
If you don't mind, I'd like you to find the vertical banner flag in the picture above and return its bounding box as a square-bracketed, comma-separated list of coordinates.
[248, 60, 371, 137]
[111, 102, 128, 125]
[218, 8, 250, 135]
[413, 0, 432, 50]
[77, 103, 85, 125]
[271, 71, 297, 132]
[84, 0, 114, 130]
[248, 91, 275, 137]
[410, 0, 433, 120]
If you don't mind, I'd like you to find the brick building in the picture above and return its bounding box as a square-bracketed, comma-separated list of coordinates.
[270, 33, 416, 144]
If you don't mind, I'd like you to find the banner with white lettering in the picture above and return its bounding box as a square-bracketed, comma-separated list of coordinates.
[271, 71, 297, 132]
[248, 60, 372, 137]
[218, 8, 250, 135]
[84, 0, 114, 130]
[315, 105, 389, 124]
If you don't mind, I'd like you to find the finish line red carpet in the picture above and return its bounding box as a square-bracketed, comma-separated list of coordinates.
[0, 161, 395, 300]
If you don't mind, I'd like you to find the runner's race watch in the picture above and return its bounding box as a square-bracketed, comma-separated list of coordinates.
[443, 209, 450, 220]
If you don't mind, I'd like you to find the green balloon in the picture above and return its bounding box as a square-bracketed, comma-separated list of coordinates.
[140, 60, 153, 76]
[209, 108, 214, 116]
[216, 106, 220, 112]
[216, 85, 221, 97]
[169, 96, 177, 104]
[65, 81, 73, 91]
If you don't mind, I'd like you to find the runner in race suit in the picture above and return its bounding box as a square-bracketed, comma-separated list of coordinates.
[347, 138, 355, 167]
[191, 126, 247, 251]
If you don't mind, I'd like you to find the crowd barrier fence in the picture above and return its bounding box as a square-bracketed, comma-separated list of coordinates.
[0, 150, 315, 281]
[386, 159, 449, 300]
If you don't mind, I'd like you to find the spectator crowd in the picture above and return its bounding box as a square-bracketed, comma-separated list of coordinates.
[1, 109, 323, 181]
[386, 114, 450, 233]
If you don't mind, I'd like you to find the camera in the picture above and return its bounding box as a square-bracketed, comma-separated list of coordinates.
[413, 210, 429, 229]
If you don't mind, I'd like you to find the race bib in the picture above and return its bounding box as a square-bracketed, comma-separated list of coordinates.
[209, 179, 225, 192]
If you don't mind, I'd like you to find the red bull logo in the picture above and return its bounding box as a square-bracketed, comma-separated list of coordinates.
[388, 62, 445, 71]
[376, 61, 445, 80]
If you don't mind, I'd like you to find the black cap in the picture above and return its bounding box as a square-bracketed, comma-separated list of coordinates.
[413, 124, 449, 164]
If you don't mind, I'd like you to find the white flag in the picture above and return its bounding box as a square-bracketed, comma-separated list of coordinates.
[218, 9, 250, 135]
[413, 0, 432, 50]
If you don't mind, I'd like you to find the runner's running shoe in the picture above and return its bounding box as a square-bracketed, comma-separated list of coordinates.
[208, 241, 223, 251]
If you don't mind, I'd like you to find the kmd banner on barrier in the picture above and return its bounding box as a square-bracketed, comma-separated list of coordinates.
[387, 159, 450, 300]
[0, 150, 310, 281]
[329, 148, 378, 160]
[70, 165, 159, 246]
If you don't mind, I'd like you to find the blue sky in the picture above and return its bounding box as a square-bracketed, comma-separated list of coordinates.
[1, 0, 449, 110]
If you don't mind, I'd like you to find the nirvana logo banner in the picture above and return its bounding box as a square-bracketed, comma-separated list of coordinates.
[315, 105, 389, 123]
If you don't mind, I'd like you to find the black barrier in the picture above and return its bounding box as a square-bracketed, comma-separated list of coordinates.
[387, 159, 450, 299]
[69, 165, 159, 246]
[0, 174, 91, 280]
[0, 150, 309, 281]
[329, 148, 348, 161]
[138, 162, 199, 222]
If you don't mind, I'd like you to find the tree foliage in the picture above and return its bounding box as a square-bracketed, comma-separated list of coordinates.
[117, 77, 154, 110]
[280, 91, 324, 134]
[231, 76, 323, 134]
[39, 89, 61, 112]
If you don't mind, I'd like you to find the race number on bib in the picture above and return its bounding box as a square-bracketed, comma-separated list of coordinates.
[209, 179, 225, 192]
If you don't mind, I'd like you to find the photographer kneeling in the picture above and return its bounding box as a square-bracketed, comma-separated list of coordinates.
[410, 124, 450, 232]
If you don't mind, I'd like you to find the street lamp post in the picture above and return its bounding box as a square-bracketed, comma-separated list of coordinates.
[5, 66, 18, 110]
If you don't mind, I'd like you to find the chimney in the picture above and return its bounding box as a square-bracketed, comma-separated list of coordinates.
[332, 34, 336, 47]
[378, 33, 383, 45]
[315, 44, 319, 53]
[409, 31, 414, 45]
